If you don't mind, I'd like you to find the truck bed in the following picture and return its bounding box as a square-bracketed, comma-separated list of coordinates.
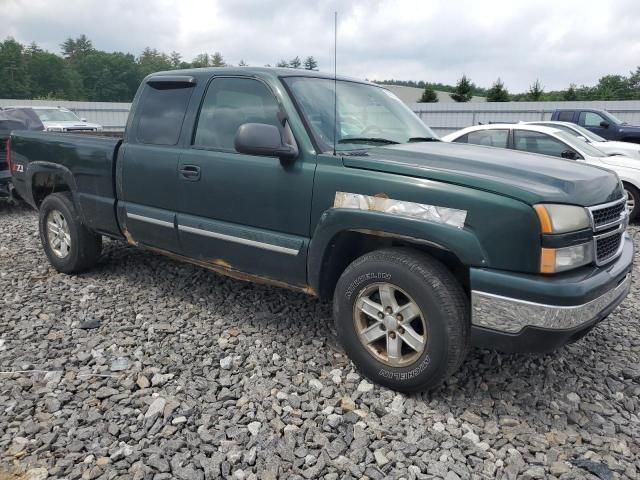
[10, 131, 123, 237]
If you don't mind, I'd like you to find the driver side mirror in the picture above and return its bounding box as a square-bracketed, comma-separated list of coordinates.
[234, 123, 298, 160]
[599, 120, 610, 128]
[561, 150, 578, 160]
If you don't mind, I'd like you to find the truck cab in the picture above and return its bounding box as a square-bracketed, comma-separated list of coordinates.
[551, 108, 640, 143]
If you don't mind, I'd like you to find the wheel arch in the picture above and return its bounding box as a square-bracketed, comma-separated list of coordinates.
[308, 208, 487, 300]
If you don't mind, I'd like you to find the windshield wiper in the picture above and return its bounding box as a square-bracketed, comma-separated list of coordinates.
[408, 137, 440, 143]
[338, 137, 399, 145]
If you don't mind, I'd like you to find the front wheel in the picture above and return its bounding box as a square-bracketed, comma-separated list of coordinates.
[624, 183, 640, 221]
[333, 248, 469, 392]
[39, 192, 102, 274]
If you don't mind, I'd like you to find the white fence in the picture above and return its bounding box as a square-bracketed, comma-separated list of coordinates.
[3, 98, 640, 136]
[410, 100, 640, 136]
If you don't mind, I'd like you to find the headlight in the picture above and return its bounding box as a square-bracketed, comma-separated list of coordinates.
[47, 127, 63, 132]
[540, 243, 593, 273]
[534, 204, 590, 233]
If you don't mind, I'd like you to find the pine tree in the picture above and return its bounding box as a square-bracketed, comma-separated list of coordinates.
[276, 59, 289, 67]
[289, 56, 301, 68]
[418, 85, 438, 102]
[238, 59, 248, 67]
[486, 78, 510, 102]
[563, 83, 578, 101]
[528, 79, 544, 100]
[451, 74, 473, 102]
[211, 52, 225, 67]
[303, 56, 318, 70]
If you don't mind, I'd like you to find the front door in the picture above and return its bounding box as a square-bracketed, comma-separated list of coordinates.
[176, 76, 316, 286]
[578, 111, 612, 139]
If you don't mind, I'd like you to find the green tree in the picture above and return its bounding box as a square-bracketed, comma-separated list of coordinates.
[0, 38, 31, 98]
[486, 78, 510, 102]
[289, 56, 301, 68]
[210, 52, 225, 67]
[191, 53, 210, 68]
[451, 74, 474, 102]
[528, 79, 544, 100]
[169, 51, 183, 68]
[138, 47, 172, 77]
[418, 85, 438, 102]
[303, 56, 318, 70]
[238, 59, 248, 67]
[276, 59, 289, 67]
[563, 83, 578, 101]
[75, 51, 139, 101]
[60, 34, 94, 62]
[594, 75, 631, 100]
[25, 46, 80, 99]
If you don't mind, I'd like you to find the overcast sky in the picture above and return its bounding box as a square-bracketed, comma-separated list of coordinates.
[4, 0, 640, 91]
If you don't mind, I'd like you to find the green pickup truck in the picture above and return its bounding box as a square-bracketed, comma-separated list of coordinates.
[9, 68, 633, 392]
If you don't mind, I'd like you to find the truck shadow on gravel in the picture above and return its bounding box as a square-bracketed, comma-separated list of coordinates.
[89, 238, 624, 400]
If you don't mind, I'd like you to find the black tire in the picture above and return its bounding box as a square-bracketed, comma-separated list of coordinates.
[333, 248, 469, 392]
[39, 192, 102, 274]
[623, 183, 640, 221]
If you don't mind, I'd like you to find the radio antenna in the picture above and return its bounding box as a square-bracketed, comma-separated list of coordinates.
[332, 11, 338, 156]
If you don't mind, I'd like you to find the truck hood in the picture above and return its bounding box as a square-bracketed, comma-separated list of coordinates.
[342, 142, 623, 206]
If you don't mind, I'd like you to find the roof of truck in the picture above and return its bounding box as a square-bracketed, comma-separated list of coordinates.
[148, 66, 377, 86]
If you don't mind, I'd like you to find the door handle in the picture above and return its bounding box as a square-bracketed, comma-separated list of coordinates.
[179, 165, 201, 181]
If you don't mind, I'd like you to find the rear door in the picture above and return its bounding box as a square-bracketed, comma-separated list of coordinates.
[117, 76, 196, 252]
[176, 75, 316, 286]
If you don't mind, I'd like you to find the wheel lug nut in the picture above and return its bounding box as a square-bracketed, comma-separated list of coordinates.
[398, 327, 404, 334]
[385, 307, 392, 314]
[380, 324, 386, 331]
[377, 312, 384, 319]
[389, 332, 396, 339]
[396, 314, 403, 322]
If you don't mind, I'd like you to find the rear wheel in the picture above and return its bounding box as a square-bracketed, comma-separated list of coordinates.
[39, 192, 102, 273]
[333, 248, 469, 392]
[623, 183, 639, 221]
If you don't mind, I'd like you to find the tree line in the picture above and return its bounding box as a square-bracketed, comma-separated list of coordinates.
[0, 35, 320, 102]
[378, 70, 640, 103]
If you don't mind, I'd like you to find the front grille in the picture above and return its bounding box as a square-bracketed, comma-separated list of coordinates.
[596, 232, 622, 263]
[591, 200, 626, 228]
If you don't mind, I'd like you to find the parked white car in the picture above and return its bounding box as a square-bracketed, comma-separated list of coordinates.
[523, 121, 640, 159]
[4, 106, 103, 133]
[441, 123, 640, 219]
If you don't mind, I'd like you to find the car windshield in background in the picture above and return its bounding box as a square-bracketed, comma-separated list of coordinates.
[283, 77, 438, 152]
[603, 111, 625, 125]
[554, 130, 607, 157]
[33, 109, 81, 122]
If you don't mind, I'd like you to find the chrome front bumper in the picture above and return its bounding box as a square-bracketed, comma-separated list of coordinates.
[471, 272, 632, 334]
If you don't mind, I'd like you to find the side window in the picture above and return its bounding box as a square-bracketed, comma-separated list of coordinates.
[557, 111, 574, 122]
[136, 83, 194, 145]
[513, 130, 573, 158]
[452, 133, 468, 143]
[194, 77, 281, 150]
[466, 129, 508, 148]
[579, 112, 605, 127]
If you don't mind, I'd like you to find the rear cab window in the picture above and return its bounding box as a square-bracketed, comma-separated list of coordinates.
[136, 81, 195, 145]
[557, 111, 574, 122]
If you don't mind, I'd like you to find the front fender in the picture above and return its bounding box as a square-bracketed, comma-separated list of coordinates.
[307, 208, 488, 293]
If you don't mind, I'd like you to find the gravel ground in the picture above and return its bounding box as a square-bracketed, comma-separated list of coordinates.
[1, 201, 639, 480]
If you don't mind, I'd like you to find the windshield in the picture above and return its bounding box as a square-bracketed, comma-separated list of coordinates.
[603, 111, 624, 125]
[33, 108, 81, 122]
[554, 130, 607, 157]
[283, 77, 438, 152]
